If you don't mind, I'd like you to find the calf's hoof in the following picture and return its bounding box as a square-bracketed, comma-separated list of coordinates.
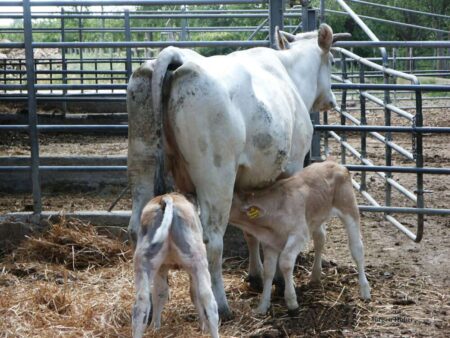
[253, 305, 269, 316]
[287, 306, 300, 317]
[360, 284, 371, 301]
[246, 274, 264, 293]
[218, 306, 234, 322]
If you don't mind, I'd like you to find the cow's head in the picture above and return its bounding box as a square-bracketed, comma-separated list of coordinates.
[276, 24, 351, 112]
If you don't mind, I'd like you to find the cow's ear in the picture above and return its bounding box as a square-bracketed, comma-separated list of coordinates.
[318, 23, 333, 53]
[275, 26, 295, 50]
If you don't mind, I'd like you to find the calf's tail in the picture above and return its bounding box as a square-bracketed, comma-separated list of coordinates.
[151, 196, 174, 246]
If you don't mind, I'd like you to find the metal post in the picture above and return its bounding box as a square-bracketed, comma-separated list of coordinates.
[269, 0, 284, 49]
[124, 9, 132, 80]
[181, 5, 188, 41]
[301, 1, 321, 162]
[23, 0, 42, 216]
[78, 13, 83, 92]
[340, 51, 347, 164]
[359, 64, 367, 191]
[61, 8, 67, 113]
[319, 0, 325, 24]
[384, 78, 392, 216]
[414, 90, 424, 242]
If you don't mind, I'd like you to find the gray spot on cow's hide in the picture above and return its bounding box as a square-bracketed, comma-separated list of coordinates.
[213, 154, 222, 167]
[275, 149, 288, 168]
[256, 103, 273, 125]
[198, 139, 208, 154]
[253, 133, 273, 150]
[171, 210, 191, 255]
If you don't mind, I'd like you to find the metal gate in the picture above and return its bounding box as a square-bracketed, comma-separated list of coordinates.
[0, 0, 449, 242]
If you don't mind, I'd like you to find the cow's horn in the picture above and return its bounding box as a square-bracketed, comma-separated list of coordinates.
[332, 33, 352, 43]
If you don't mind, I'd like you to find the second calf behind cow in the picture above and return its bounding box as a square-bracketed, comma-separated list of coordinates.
[132, 193, 219, 338]
[229, 161, 371, 314]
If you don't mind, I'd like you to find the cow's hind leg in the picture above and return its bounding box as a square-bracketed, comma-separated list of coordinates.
[197, 182, 236, 320]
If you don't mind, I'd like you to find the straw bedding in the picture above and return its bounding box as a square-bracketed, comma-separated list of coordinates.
[0, 218, 448, 337]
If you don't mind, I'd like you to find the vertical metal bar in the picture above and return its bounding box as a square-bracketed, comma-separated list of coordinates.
[414, 90, 424, 242]
[61, 8, 67, 114]
[2, 59, 6, 94]
[319, 0, 325, 24]
[49, 59, 53, 91]
[323, 110, 329, 156]
[359, 64, 367, 191]
[124, 9, 132, 80]
[78, 14, 83, 91]
[302, 3, 322, 162]
[181, 5, 188, 41]
[340, 51, 347, 164]
[23, 0, 42, 216]
[269, 0, 284, 49]
[384, 75, 392, 215]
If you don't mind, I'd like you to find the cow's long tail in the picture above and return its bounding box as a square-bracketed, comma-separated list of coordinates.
[151, 47, 188, 196]
[150, 196, 174, 246]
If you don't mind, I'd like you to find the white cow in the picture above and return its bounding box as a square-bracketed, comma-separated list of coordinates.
[127, 24, 345, 318]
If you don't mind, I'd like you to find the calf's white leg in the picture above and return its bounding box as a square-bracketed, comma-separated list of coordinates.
[132, 265, 154, 338]
[189, 261, 219, 338]
[339, 213, 371, 300]
[255, 244, 278, 315]
[278, 233, 305, 311]
[150, 266, 169, 329]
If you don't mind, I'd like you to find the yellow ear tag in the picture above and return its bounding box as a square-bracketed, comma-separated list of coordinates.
[246, 206, 261, 219]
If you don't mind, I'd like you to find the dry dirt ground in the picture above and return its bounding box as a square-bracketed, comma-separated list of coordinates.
[0, 97, 449, 337]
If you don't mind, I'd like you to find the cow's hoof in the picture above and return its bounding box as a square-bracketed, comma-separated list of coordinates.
[246, 275, 264, 293]
[218, 306, 234, 322]
[287, 307, 300, 317]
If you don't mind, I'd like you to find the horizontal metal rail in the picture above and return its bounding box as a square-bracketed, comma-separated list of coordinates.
[1, 164, 448, 175]
[352, 180, 419, 241]
[329, 131, 417, 202]
[327, 9, 450, 34]
[1, 124, 448, 134]
[347, 0, 450, 20]
[1, 0, 267, 6]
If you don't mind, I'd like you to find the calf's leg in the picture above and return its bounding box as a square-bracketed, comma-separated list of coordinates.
[132, 262, 154, 338]
[255, 244, 278, 315]
[339, 212, 371, 300]
[311, 225, 326, 283]
[150, 265, 169, 329]
[243, 232, 264, 291]
[189, 261, 219, 338]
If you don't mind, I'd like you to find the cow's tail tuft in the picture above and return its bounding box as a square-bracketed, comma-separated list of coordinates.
[150, 196, 174, 246]
[152, 47, 186, 196]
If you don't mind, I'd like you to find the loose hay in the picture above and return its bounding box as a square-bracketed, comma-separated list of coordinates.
[7, 217, 132, 270]
[0, 218, 448, 337]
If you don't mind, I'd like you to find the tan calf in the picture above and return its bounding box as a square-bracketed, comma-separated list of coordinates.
[132, 193, 219, 338]
[229, 161, 371, 314]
